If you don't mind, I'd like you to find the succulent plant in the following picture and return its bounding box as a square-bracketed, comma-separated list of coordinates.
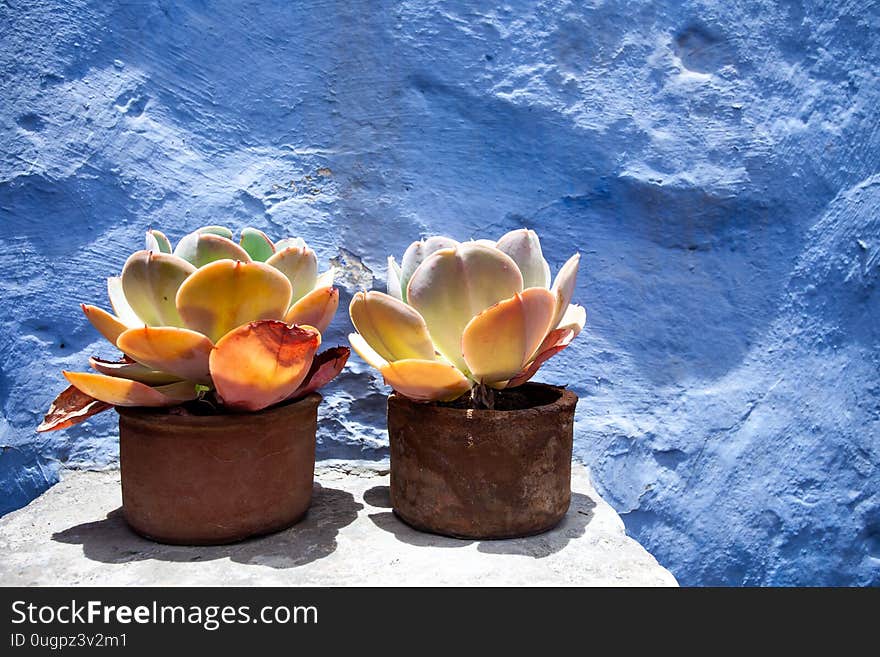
[39, 226, 348, 432]
[348, 229, 585, 405]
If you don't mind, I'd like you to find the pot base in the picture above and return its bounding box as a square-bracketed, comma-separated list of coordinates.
[388, 383, 577, 540]
[391, 509, 567, 541]
[124, 509, 310, 547]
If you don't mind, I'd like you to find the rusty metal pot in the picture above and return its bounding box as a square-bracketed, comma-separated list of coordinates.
[387, 383, 577, 539]
[117, 393, 320, 545]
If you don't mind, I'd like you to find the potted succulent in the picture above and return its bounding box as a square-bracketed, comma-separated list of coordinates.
[38, 225, 349, 545]
[348, 229, 585, 539]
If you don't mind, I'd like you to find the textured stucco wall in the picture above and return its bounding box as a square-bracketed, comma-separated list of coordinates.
[1, 0, 878, 585]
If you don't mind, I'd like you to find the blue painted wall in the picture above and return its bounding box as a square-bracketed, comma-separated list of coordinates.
[1, 0, 878, 586]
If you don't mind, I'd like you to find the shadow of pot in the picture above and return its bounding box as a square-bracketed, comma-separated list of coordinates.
[387, 383, 577, 540]
[116, 393, 320, 545]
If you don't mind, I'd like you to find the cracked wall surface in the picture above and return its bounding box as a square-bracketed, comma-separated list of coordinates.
[1, 0, 878, 585]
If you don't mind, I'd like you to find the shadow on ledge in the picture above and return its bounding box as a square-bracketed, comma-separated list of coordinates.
[476, 493, 597, 558]
[364, 486, 596, 558]
[51, 484, 362, 570]
[362, 484, 392, 509]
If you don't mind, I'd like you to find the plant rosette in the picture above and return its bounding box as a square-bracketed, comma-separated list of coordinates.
[349, 229, 585, 539]
[39, 226, 349, 545]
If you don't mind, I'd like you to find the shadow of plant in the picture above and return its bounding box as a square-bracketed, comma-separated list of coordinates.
[51, 483, 362, 570]
[363, 485, 596, 558]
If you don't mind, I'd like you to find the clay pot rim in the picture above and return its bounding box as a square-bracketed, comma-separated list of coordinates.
[388, 382, 577, 419]
[116, 392, 321, 427]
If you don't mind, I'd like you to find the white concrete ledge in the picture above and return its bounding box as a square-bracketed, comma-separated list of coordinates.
[0, 461, 676, 586]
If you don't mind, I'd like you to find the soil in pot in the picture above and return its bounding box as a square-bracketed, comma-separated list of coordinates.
[387, 382, 578, 540]
[117, 393, 320, 545]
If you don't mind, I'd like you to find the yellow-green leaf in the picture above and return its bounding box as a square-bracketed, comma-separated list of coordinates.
[495, 228, 551, 289]
[386, 256, 403, 300]
[399, 236, 458, 302]
[116, 326, 214, 384]
[88, 356, 181, 385]
[349, 291, 435, 364]
[283, 286, 339, 334]
[406, 243, 523, 372]
[348, 332, 389, 370]
[239, 227, 275, 262]
[121, 251, 196, 327]
[551, 253, 580, 329]
[63, 371, 197, 407]
[176, 260, 292, 343]
[107, 276, 142, 326]
[81, 304, 131, 345]
[145, 229, 172, 253]
[380, 359, 472, 402]
[266, 246, 318, 304]
[174, 232, 252, 267]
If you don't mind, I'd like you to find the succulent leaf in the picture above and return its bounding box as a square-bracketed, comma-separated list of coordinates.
[274, 237, 306, 251]
[406, 243, 523, 373]
[348, 332, 389, 370]
[173, 232, 252, 267]
[116, 326, 214, 384]
[240, 227, 276, 262]
[314, 267, 336, 290]
[176, 259, 292, 343]
[506, 304, 585, 387]
[88, 356, 182, 385]
[121, 250, 196, 327]
[196, 225, 233, 239]
[63, 371, 198, 407]
[461, 287, 556, 384]
[37, 385, 112, 433]
[145, 232, 159, 252]
[209, 321, 320, 412]
[107, 277, 142, 326]
[399, 236, 458, 302]
[386, 256, 403, 300]
[556, 303, 587, 335]
[288, 346, 350, 400]
[538, 325, 577, 356]
[496, 229, 551, 289]
[145, 229, 172, 254]
[283, 286, 339, 334]
[349, 291, 435, 363]
[507, 328, 576, 388]
[380, 359, 473, 402]
[550, 253, 580, 329]
[81, 304, 131, 345]
[266, 246, 318, 304]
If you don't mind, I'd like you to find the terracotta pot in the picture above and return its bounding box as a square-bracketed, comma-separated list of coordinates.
[117, 394, 320, 545]
[387, 383, 578, 539]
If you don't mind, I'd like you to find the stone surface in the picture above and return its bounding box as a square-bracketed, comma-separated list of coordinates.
[0, 462, 676, 587]
[1, 1, 878, 586]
